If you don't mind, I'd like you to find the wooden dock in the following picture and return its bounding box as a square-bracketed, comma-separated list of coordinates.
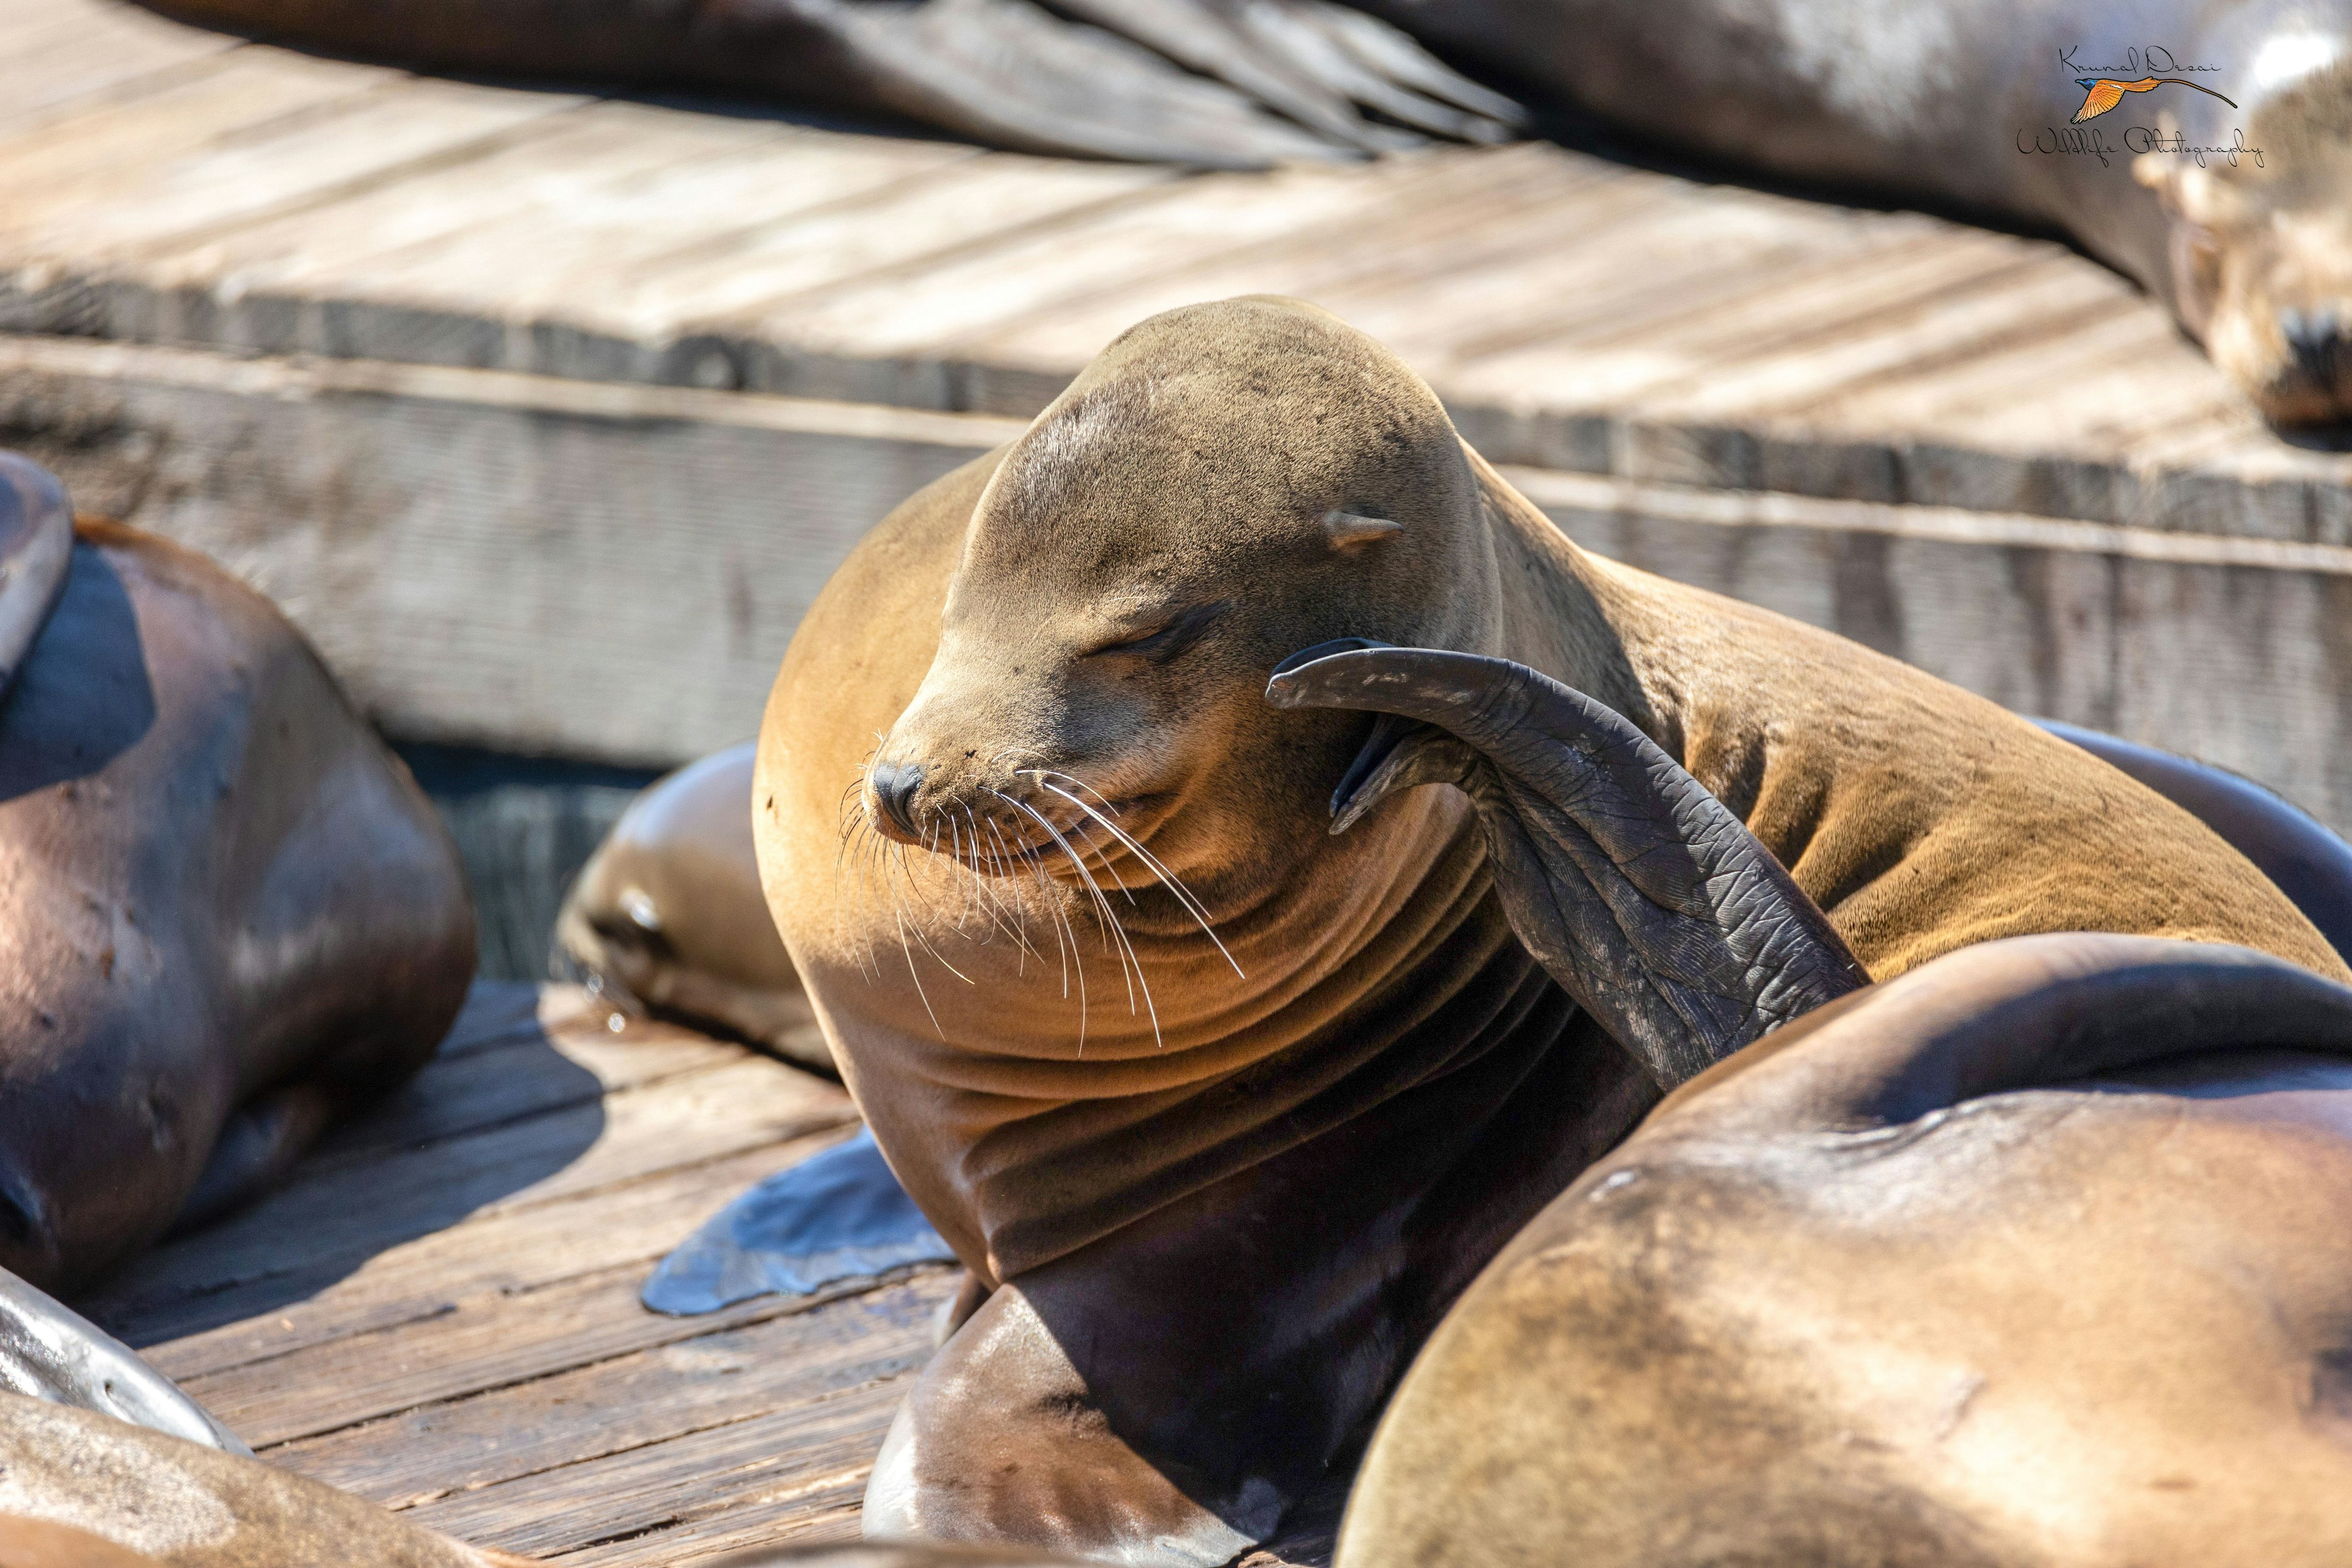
[78, 985, 954, 1566]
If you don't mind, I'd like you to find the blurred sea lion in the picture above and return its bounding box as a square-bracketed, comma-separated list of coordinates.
[752, 298, 2342, 1561]
[556, 742, 828, 1071]
[0, 451, 475, 1294]
[1341, 932, 2352, 1567]
[138, 0, 2350, 421]
[0, 1398, 530, 1567]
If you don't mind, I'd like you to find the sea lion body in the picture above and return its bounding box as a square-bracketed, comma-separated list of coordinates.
[1340, 933, 2352, 1567]
[0, 1396, 527, 1567]
[1376, 0, 2352, 421]
[557, 742, 827, 1070]
[753, 299, 2341, 1558]
[0, 456, 475, 1294]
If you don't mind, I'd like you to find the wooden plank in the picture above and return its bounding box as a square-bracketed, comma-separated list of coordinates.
[601, 154, 1175, 341]
[930, 141, 1630, 372]
[301, 1019, 740, 1172]
[1630, 255, 2143, 424]
[403, 1371, 915, 1559]
[1441, 225, 2035, 407]
[546, 1482, 866, 1567]
[83, 1055, 852, 1338]
[0, 2, 239, 134]
[181, 1256, 940, 1447]
[747, 151, 1498, 364]
[271, 1274, 951, 1504]
[10, 78, 582, 261]
[0, 51, 402, 230]
[109, 1135, 850, 1380]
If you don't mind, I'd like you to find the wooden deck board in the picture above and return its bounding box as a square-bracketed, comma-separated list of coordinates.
[79, 984, 942, 1566]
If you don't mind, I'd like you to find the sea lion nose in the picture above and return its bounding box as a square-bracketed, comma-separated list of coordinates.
[869, 761, 925, 837]
[2280, 305, 2346, 386]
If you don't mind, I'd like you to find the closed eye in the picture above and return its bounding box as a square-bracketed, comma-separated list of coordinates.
[1088, 600, 1230, 663]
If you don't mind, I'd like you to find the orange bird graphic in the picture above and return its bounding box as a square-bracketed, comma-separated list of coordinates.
[2071, 75, 2237, 123]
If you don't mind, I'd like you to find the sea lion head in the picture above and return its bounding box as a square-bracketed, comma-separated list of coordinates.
[862, 297, 1499, 899]
[2136, 55, 2352, 424]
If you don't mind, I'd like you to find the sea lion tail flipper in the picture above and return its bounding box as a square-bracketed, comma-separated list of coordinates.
[0, 454, 77, 704]
[1267, 645, 1867, 1086]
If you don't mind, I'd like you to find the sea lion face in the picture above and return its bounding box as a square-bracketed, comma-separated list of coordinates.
[865, 299, 1493, 896]
[2139, 59, 2352, 424]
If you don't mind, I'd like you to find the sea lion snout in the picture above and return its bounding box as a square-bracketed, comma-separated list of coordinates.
[868, 760, 927, 840]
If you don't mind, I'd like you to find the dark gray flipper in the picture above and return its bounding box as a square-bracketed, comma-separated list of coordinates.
[146, 0, 1522, 168]
[1049, 0, 1523, 150]
[0, 454, 75, 704]
[0, 1267, 248, 1455]
[1267, 643, 1866, 1086]
[832, 0, 1362, 167]
[643, 1128, 954, 1315]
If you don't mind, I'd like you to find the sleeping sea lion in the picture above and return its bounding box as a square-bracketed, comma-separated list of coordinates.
[1339, 932, 2352, 1567]
[1372, 0, 2352, 423]
[0, 451, 475, 1294]
[557, 742, 828, 1071]
[750, 296, 2343, 1560]
[141, 0, 2348, 421]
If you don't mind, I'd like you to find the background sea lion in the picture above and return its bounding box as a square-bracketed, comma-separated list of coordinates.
[137, 0, 2350, 421]
[1340, 932, 2352, 1567]
[0, 451, 475, 1294]
[0, 1396, 531, 1567]
[557, 742, 828, 1071]
[0, 1264, 244, 1456]
[751, 296, 2343, 1560]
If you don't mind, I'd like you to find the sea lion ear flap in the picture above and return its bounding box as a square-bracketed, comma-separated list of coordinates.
[1321, 509, 1404, 551]
[0, 454, 75, 706]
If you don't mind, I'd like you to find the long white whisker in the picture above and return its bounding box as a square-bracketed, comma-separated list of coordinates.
[1031, 775, 1245, 979]
[995, 788, 1157, 1049]
[990, 787, 1088, 1046]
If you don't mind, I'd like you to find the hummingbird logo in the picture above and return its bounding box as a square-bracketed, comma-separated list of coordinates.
[2070, 75, 2237, 123]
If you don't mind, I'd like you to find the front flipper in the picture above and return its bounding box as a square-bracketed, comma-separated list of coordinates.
[1267, 643, 1866, 1086]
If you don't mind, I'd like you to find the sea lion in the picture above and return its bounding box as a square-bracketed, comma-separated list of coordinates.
[0, 1256, 526, 1567]
[0, 1397, 530, 1567]
[140, 1, 2347, 421]
[0, 1264, 245, 1456]
[0, 451, 475, 1294]
[1338, 932, 2352, 1567]
[749, 296, 2343, 1560]
[1374, 0, 2352, 423]
[557, 742, 829, 1071]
